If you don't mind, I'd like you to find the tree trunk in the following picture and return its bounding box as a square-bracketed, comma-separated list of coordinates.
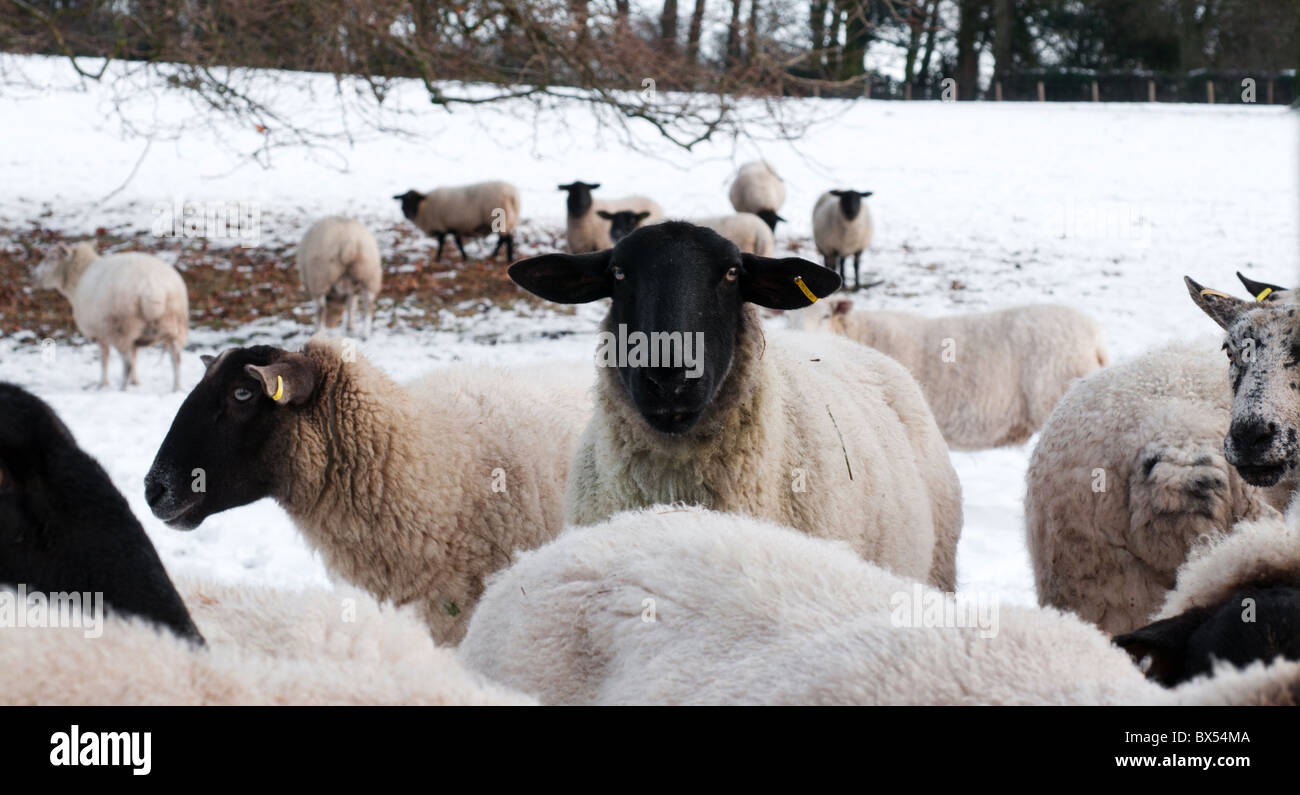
[992, 0, 1012, 82]
[918, 0, 941, 92]
[838, 0, 870, 80]
[826, 3, 844, 77]
[955, 0, 984, 99]
[660, 0, 679, 52]
[746, 0, 760, 64]
[615, 0, 631, 36]
[903, 0, 930, 85]
[810, 0, 829, 76]
[726, 0, 743, 65]
[687, 0, 707, 64]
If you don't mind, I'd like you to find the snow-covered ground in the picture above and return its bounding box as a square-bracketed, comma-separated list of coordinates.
[1, 55, 1296, 608]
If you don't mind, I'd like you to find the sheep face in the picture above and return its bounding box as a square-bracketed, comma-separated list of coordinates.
[829, 189, 873, 221]
[0, 383, 203, 644]
[509, 221, 839, 435]
[1186, 277, 1300, 487]
[558, 181, 600, 218]
[596, 210, 650, 244]
[31, 244, 74, 290]
[754, 209, 786, 233]
[1115, 584, 1300, 686]
[145, 346, 318, 530]
[393, 190, 425, 222]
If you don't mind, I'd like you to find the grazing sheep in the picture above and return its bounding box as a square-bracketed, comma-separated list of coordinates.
[394, 180, 520, 262]
[812, 189, 873, 289]
[31, 242, 189, 390]
[143, 340, 593, 644]
[0, 382, 201, 643]
[558, 181, 663, 253]
[1025, 342, 1295, 636]
[1186, 276, 1300, 489]
[508, 221, 963, 589]
[790, 301, 1109, 449]
[728, 160, 787, 232]
[1116, 495, 1300, 687]
[459, 506, 1300, 705]
[297, 216, 382, 338]
[599, 210, 776, 255]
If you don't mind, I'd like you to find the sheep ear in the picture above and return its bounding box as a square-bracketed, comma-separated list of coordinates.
[635, 212, 650, 223]
[832, 299, 853, 316]
[596, 210, 614, 220]
[1113, 607, 1212, 686]
[56, 243, 71, 257]
[740, 254, 841, 310]
[1185, 276, 1253, 330]
[508, 251, 612, 304]
[859, 191, 874, 198]
[1236, 271, 1286, 302]
[200, 355, 216, 370]
[244, 357, 318, 406]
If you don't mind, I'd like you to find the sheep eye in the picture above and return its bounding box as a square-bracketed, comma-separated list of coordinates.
[724, 267, 739, 282]
[233, 387, 254, 402]
[612, 266, 625, 281]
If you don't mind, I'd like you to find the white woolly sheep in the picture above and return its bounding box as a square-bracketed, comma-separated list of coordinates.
[789, 301, 1109, 449]
[812, 189, 874, 289]
[599, 210, 775, 255]
[558, 181, 663, 252]
[458, 506, 1300, 706]
[1026, 341, 1297, 636]
[297, 216, 383, 338]
[394, 180, 520, 262]
[1115, 493, 1300, 686]
[508, 221, 963, 590]
[144, 340, 594, 644]
[728, 160, 787, 232]
[32, 242, 188, 390]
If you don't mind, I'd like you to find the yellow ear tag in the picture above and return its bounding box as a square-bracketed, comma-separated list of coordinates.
[794, 276, 819, 304]
[1256, 287, 1273, 302]
[1198, 288, 1232, 300]
[271, 374, 284, 403]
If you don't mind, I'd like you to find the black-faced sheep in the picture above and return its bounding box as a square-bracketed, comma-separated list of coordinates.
[599, 209, 775, 255]
[812, 189, 873, 289]
[728, 160, 787, 232]
[0, 382, 201, 643]
[394, 181, 520, 262]
[297, 216, 382, 338]
[458, 506, 1300, 705]
[31, 242, 189, 390]
[558, 181, 663, 253]
[789, 300, 1109, 449]
[508, 221, 963, 590]
[142, 340, 593, 644]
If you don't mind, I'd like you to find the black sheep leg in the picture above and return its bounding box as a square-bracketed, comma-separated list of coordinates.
[453, 232, 469, 261]
[434, 233, 446, 262]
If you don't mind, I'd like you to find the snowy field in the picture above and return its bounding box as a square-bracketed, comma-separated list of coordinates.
[1, 55, 1297, 608]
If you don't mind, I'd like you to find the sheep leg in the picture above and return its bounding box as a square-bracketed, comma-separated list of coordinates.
[119, 345, 139, 390]
[504, 234, 514, 262]
[345, 294, 355, 334]
[168, 338, 182, 392]
[434, 234, 446, 262]
[452, 233, 468, 261]
[361, 291, 375, 339]
[314, 299, 326, 333]
[98, 343, 111, 388]
[853, 253, 862, 290]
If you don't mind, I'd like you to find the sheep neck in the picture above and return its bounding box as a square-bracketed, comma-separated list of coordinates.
[56, 248, 99, 298]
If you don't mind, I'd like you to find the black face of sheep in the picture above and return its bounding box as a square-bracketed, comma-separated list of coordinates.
[558, 181, 600, 217]
[1185, 276, 1300, 487]
[0, 383, 202, 644]
[830, 190, 873, 221]
[596, 210, 651, 244]
[393, 190, 424, 222]
[145, 347, 317, 531]
[755, 209, 786, 233]
[509, 221, 840, 435]
[1115, 584, 1300, 686]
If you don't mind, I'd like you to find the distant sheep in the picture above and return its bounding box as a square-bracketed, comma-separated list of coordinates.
[459, 506, 1300, 705]
[297, 216, 382, 338]
[32, 242, 188, 390]
[728, 160, 787, 231]
[558, 181, 663, 253]
[1116, 495, 1300, 686]
[509, 221, 963, 590]
[394, 181, 520, 262]
[812, 189, 873, 289]
[0, 382, 201, 643]
[144, 340, 593, 644]
[789, 301, 1108, 449]
[1026, 342, 1295, 636]
[599, 209, 775, 255]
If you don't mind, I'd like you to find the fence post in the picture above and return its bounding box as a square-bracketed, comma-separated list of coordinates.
[995, 81, 1002, 101]
[1267, 79, 1275, 104]
[905, 82, 912, 100]
[1091, 80, 1099, 102]
[1207, 80, 1214, 103]
[1148, 80, 1155, 103]
[864, 78, 871, 99]
[1037, 81, 1045, 101]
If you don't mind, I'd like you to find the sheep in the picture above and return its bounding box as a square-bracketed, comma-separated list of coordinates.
[142, 340, 594, 645]
[296, 216, 382, 339]
[31, 242, 189, 391]
[812, 189, 873, 289]
[1236, 271, 1294, 304]
[558, 181, 663, 253]
[789, 301, 1109, 449]
[393, 180, 520, 262]
[0, 382, 202, 644]
[728, 160, 787, 232]
[1025, 341, 1296, 636]
[458, 506, 1300, 705]
[508, 221, 963, 590]
[599, 210, 776, 256]
[1186, 276, 1300, 489]
[1115, 494, 1300, 687]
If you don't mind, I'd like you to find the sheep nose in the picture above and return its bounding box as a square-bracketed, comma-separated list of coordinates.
[1230, 419, 1277, 457]
[144, 475, 169, 511]
[645, 368, 690, 398]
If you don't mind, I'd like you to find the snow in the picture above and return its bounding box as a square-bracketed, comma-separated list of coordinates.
[1, 55, 1297, 609]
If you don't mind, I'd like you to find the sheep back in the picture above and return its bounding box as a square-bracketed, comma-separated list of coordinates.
[296, 216, 382, 300]
[728, 161, 786, 215]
